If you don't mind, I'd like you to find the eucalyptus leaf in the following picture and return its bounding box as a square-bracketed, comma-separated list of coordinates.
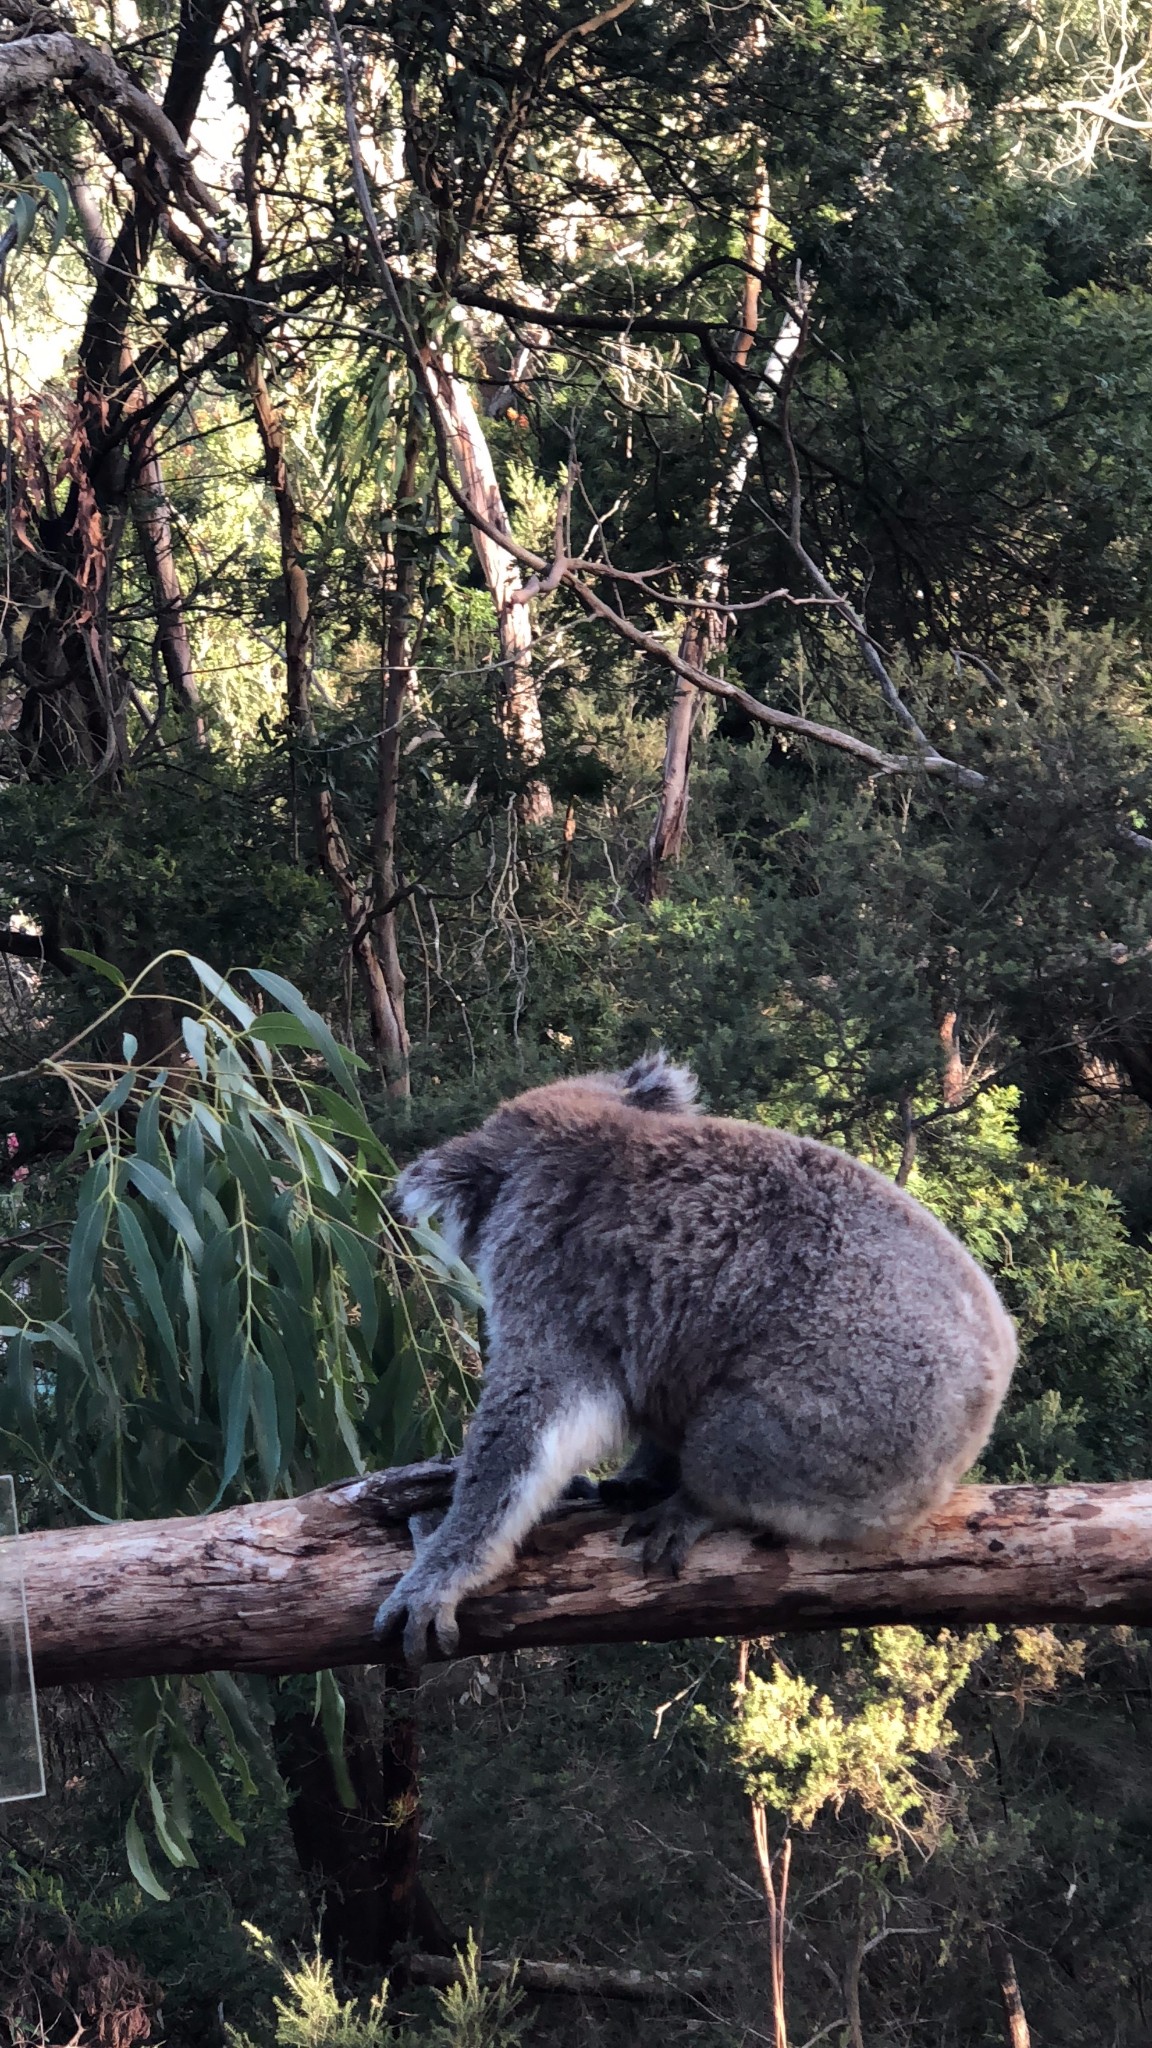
[125, 1811, 170, 1901]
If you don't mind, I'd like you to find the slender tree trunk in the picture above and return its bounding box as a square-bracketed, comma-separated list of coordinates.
[240, 344, 410, 1086]
[70, 179, 204, 739]
[988, 1932, 1031, 2048]
[939, 1009, 967, 1107]
[424, 349, 552, 823]
[844, 1915, 866, 2048]
[637, 604, 722, 898]
[895, 1088, 917, 1186]
[370, 417, 422, 1100]
[638, 184, 814, 901]
[750, 1800, 791, 2048]
[125, 403, 204, 737]
[558, 797, 577, 893]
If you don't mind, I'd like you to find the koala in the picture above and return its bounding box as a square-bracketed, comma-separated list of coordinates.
[374, 1053, 1017, 1664]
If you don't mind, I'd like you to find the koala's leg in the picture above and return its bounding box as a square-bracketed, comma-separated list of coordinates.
[374, 1372, 624, 1665]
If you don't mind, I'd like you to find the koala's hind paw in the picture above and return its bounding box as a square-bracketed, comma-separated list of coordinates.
[373, 1572, 461, 1668]
[624, 1492, 717, 1577]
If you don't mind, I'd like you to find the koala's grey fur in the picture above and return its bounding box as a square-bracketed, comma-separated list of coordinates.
[375, 1053, 1017, 1663]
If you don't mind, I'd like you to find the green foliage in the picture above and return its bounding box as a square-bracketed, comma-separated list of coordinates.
[0, 953, 476, 1888]
[426, 1939, 525, 2048]
[718, 1630, 992, 1850]
[226, 1929, 524, 2048]
[13, 0, 1152, 2035]
[0, 951, 476, 1520]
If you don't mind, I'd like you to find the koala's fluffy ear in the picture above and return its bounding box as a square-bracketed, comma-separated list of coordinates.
[618, 1051, 700, 1115]
[392, 1133, 505, 1253]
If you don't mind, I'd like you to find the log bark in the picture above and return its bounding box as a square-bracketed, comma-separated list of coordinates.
[15, 1470, 1152, 1690]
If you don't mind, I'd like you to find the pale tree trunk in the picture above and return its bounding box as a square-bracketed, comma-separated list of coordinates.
[939, 1008, 967, 1107]
[639, 177, 814, 901]
[424, 348, 553, 823]
[750, 1800, 791, 2048]
[240, 344, 410, 1086]
[370, 414, 423, 1100]
[988, 1933, 1031, 2048]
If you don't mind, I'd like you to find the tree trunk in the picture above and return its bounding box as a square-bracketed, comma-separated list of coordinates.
[370, 417, 423, 1100]
[636, 604, 721, 899]
[125, 400, 204, 738]
[638, 187, 813, 902]
[424, 349, 552, 823]
[988, 1932, 1031, 2048]
[69, 178, 204, 740]
[17, 1472, 1152, 1689]
[939, 1010, 967, 1108]
[274, 1669, 450, 1969]
[14, 0, 226, 779]
[240, 344, 410, 1087]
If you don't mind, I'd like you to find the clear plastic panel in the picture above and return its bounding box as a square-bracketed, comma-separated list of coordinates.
[0, 1476, 45, 1802]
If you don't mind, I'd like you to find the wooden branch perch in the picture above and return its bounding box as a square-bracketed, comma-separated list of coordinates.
[14, 1465, 1152, 1690]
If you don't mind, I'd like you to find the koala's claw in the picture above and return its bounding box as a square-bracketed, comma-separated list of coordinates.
[373, 1575, 461, 1668]
[624, 1492, 717, 1578]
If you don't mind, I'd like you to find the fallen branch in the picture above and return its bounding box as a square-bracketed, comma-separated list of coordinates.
[406, 1951, 712, 2002]
[15, 1464, 1152, 1690]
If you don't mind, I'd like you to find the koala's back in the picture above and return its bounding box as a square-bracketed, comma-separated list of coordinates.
[476, 1094, 1017, 1536]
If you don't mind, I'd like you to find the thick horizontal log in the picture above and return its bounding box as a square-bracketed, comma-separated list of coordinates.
[13, 1466, 1152, 1690]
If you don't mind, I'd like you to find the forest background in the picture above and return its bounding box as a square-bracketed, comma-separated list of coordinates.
[4, 0, 1152, 2038]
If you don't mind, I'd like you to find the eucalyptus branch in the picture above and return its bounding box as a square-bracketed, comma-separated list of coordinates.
[0, 24, 219, 218]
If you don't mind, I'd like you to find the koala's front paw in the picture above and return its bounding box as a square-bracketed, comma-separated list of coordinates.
[373, 1566, 461, 1668]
